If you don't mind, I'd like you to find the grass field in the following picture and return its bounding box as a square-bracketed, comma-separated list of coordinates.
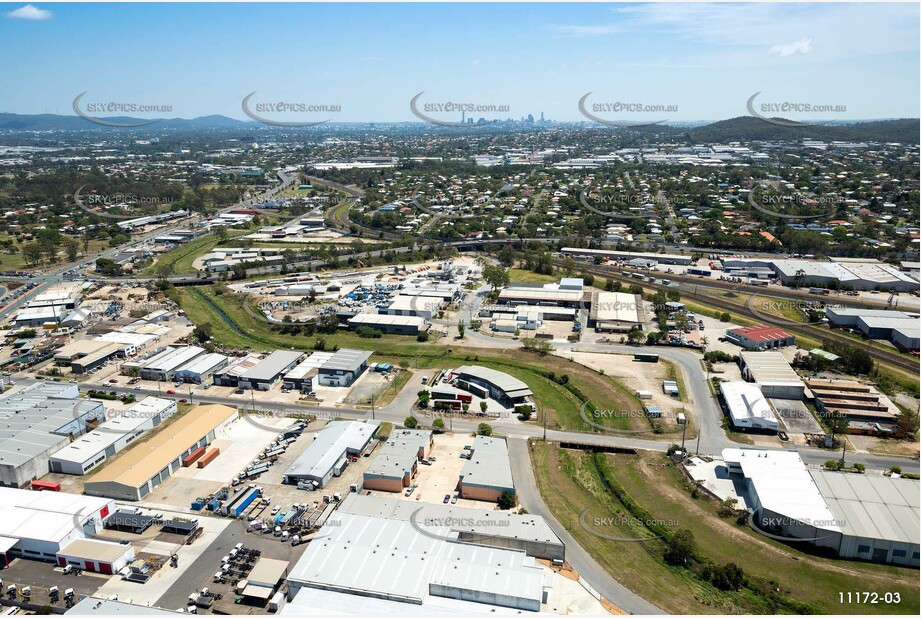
[508, 268, 559, 284]
[531, 443, 919, 614]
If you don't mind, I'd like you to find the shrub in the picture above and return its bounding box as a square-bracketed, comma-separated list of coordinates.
[497, 491, 517, 510]
[355, 326, 382, 338]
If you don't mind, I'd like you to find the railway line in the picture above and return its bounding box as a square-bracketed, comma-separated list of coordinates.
[302, 179, 917, 376]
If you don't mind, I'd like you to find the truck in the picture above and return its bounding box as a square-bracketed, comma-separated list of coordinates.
[269, 591, 284, 612]
[221, 487, 259, 517]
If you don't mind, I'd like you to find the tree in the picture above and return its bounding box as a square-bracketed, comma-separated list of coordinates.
[65, 238, 80, 262]
[663, 529, 695, 566]
[705, 562, 745, 591]
[432, 418, 446, 433]
[404, 416, 418, 429]
[516, 405, 532, 421]
[479, 401, 488, 415]
[214, 225, 229, 241]
[824, 411, 850, 465]
[627, 327, 644, 345]
[191, 322, 213, 342]
[497, 491, 517, 510]
[482, 264, 510, 291]
[521, 337, 551, 355]
[896, 407, 920, 439]
[457, 322, 465, 339]
[21, 242, 44, 267]
[476, 423, 493, 436]
[417, 389, 430, 408]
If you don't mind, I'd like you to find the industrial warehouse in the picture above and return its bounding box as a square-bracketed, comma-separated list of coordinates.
[285, 493, 564, 612]
[825, 307, 921, 352]
[83, 404, 237, 500]
[719, 382, 779, 432]
[362, 428, 433, 492]
[720, 258, 919, 292]
[0, 382, 105, 487]
[49, 397, 177, 475]
[726, 325, 796, 350]
[588, 291, 643, 332]
[136, 345, 206, 382]
[283, 420, 378, 487]
[449, 366, 535, 411]
[739, 351, 806, 400]
[0, 487, 115, 563]
[347, 313, 429, 336]
[237, 350, 305, 390]
[723, 449, 919, 567]
[458, 436, 515, 501]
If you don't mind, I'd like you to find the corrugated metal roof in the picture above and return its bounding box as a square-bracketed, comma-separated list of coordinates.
[810, 470, 920, 544]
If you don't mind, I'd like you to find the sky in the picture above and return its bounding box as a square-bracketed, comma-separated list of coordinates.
[1, 2, 919, 123]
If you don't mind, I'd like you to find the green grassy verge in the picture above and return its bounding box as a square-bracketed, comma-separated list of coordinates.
[531, 443, 919, 614]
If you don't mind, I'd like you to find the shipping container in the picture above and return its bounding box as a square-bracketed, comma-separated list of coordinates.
[633, 353, 659, 363]
[197, 448, 220, 468]
[31, 480, 62, 492]
[182, 446, 206, 467]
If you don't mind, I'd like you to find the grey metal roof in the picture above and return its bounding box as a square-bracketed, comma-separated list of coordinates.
[0, 382, 104, 468]
[810, 470, 920, 544]
[284, 421, 376, 479]
[241, 350, 304, 381]
[365, 429, 431, 479]
[142, 345, 205, 373]
[337, 494, 561, 546]
[460, 436, 515, 492]
[288, 508, 547, 606]
[739, 351, 804, 386]
[319, 348, 372, 373]
[452, 366, 532, 398]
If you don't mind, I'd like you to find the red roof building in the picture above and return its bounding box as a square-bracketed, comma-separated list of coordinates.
[726, 325, 796, 350]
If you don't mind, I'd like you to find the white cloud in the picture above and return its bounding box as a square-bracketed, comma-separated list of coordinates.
[548, 3, 918, 59]
[6, 4, 52, 20]
[769, 37, 813, 57]
[549, 24, 623, 38]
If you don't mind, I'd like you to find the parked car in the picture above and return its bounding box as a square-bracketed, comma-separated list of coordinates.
[443, 494, 450, 504]
[451, 495, 458, 504]
[167, 389, 176, 395]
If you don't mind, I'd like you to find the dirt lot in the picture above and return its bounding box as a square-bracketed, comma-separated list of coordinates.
[563, 351, 685, 421]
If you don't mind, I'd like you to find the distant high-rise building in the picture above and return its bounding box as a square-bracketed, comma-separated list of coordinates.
[540, 112, 545, 124]
[527, 114, 534, 124]
[461, 110, 465, 123]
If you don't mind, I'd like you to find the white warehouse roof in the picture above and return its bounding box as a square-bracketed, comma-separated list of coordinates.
[284, 421, 376, 480]
[0, 486, 113, 546]
[720, 382, 779, 430]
